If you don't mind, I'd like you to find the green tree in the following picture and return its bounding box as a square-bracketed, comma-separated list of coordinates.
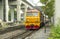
[40, 0, 55, 18]
[40, 0, 48, 4]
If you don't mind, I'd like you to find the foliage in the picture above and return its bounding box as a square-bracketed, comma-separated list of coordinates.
[48, 25, 60, 39]
[40, 0, 55, 18]
[40, 0, 48, 4]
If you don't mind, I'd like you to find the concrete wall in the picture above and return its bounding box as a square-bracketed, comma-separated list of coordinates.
[0, 3, 3, 20]
[55, 0, 60, 25]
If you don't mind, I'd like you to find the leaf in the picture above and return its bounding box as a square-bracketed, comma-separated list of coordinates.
[40, 0, 48, 4]
[40, 0, 55, 18]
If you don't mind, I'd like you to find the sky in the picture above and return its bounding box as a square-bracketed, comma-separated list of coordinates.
[27, 0, 45, 6]
[30, 0, 39, 4]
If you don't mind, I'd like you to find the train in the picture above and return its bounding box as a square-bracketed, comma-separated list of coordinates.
[25, 9, 44, 29]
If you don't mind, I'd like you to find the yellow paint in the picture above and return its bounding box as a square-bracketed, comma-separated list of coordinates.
[25, 11, 41, 27]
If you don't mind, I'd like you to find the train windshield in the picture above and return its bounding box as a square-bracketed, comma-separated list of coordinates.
[26, 13, 38, 16]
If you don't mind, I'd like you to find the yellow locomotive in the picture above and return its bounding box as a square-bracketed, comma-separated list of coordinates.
[25, 9, 41, 29]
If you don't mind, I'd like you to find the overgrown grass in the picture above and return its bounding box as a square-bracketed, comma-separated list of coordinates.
[48, 24, 60, 39]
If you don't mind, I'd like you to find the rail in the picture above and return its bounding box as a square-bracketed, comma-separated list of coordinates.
[8, 30, 37, 39]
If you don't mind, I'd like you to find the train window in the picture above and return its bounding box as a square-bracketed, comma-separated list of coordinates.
[26, 13, 38, 16]
[33, 13, 38, 16]
[26, 13, 33, 16]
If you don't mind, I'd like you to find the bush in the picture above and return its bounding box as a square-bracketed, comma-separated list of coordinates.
[48, 25, 60, 39]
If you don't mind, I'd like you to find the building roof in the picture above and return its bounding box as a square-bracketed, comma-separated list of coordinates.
[33, 6, 43, 13]
[0, 0, 33, 7]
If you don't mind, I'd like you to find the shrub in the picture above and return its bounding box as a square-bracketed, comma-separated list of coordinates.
[48, 24, 60, 39]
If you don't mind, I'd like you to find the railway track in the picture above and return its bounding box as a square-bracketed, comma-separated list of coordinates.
[10, 28, 42, 39]
[10, 30, 37, 39]
[0, 27, 43, 39]
[4, 30, 28, 39]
